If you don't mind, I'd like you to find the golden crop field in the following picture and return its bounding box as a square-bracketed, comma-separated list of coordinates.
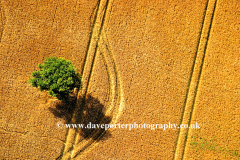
[0, 0, 239, 159]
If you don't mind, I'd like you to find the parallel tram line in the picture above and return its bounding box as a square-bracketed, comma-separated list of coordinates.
[173, 0, 218, 159]
[59, 0, 125, 159]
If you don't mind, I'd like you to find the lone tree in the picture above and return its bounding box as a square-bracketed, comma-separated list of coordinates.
[28, 56, 82, 100]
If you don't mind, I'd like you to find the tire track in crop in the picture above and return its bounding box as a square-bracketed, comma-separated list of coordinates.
[0, 1, 6, 43]
[72, 0, 125, 158]
[80, 0, 101, 75]
[173, 0, 218, 159]
[71, 28, 124, 159]
[59, 0, 124, 159]
[52, 0, 59, 27]
[60, 0, 104, 157]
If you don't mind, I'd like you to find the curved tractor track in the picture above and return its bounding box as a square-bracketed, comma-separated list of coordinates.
[59, 0, 125, 159]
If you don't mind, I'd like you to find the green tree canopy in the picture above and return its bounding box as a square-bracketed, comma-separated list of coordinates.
[28, 56, 81, 100]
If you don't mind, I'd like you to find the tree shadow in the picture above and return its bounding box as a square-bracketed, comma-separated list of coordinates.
[48, 89, 77, 123]
[49, 91, 112, 142]
[79, 94, 112, 141]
